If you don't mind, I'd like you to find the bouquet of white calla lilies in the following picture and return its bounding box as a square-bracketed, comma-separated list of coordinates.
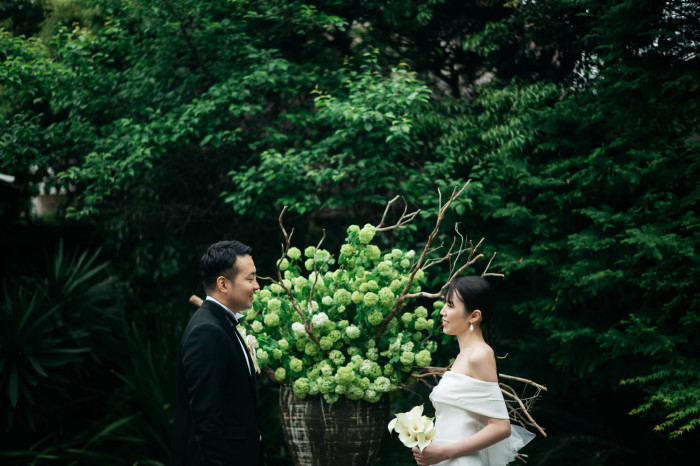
[387, 404, 438, 452]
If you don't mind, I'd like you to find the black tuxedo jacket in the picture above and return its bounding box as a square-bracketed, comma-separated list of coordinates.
[171, 300, 263, 466]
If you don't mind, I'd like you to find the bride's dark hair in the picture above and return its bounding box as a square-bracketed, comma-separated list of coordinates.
[445, 275, 496, 342]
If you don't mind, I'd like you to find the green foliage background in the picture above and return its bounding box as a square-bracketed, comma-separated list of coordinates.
[1, 0, 698, 464]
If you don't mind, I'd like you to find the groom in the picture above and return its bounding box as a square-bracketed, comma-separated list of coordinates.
[171, 240, 264, 466]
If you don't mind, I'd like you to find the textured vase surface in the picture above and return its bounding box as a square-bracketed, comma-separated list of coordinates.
[278, 385, 390, 466]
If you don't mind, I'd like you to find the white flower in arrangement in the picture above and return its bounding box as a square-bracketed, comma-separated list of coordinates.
[291, 322, 307, 337]
[311, 312, 329, 328]
[387, 404, 438, 453]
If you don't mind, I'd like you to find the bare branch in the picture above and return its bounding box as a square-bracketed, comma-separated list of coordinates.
[374, 181, 471, 344]
[375, 196, 421, 232]
[499, 373, 549, 392]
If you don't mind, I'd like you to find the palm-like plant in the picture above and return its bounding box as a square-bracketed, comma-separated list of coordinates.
[0, 285, 89, 429]
[0, 241, 123, 431]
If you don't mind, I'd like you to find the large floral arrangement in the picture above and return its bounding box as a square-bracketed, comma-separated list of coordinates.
[243, 185, 490, 404]
[245, 222, 442, 404]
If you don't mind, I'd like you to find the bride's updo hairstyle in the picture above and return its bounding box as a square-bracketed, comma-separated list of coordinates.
[445, 275, 496, 333]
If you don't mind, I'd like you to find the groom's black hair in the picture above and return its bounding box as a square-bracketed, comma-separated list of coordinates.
[200, 240, 252, 292]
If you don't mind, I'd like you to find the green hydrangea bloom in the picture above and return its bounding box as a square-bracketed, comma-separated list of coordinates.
[269, 283, 284, 294]
[333, 289, 352, 306]
[320, 336, 333, 351]
[293, 378, 310, 398]
[390, 279, 403, 293]
[337, 320, 349, 330]
[414, 269, 425, 282]
[308, 380, 320, 396]
[358, 377, 371, 390]
[412, 332, 422, 342]
[324, 393, 339, 404]
[401, 312, 414, 325]
[329, 350, 345, 366]
[425, 340, 437, 352]
[294, 276, 307, 290]
[415, 349, 432, 367]
[256, 349, 269, 362]
[363, 292, 379, 307]
[367, 280, 379, 292]
[304, 258, 315, 271]
[290, 357, 304, 372]
[377, 261, 390, 273]
[400, 259, 411, 269]
[347, 346, 360, 356]
[366, 347, 379, 361]
[368, 310, 383, 326]
[347, 225, 360, 235]
[383, 364, 395, 376]
[287, 247, 302, 260]
[340, 244, 354, 257]
[346, 385, 364, 400]
[303, 246, 316, 258]
[278, 339, 289, 350]
[414, 317, 428, 331]
[263, 313, 280, 327]
[337, 305, 346, 314]
[426, 318, 434, 328]
[278, 258, 290, 271]
[414, 306, 429, 319]
[305, 342, 321, 357]
[401, 341, 415, 352]
[267, 298, 282, 312]
[272, 349, 283, 360]
[366, 245, 381, 260]
[336, 366, 355, 385]
[355, 267, 366, 279]
[359, 224, 376, 244]
[251, 321, 263, 333]
[360, 360, 382, 379]
[400, 351, 415, 365]
[282, 279, 292, 289]
[378, 287, 394, 308]
[328, 330, 342, 342]
[373, 376, 392, 392]
[363, 389, 381, 403]
[335, 384, 347, 394]
[275, 367, 286, 381]
[351, 291, 363, 304]
[318, 376, 335, 394]
[322, 296, 333, 306]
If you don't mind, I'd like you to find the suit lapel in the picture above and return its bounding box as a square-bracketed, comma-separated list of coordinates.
[203, 301, 259, 404]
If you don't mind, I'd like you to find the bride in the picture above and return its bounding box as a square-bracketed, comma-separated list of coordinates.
[413, 276, 534, 466]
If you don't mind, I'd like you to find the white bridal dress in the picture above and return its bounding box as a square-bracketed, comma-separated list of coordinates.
[429, 371, 536, 466]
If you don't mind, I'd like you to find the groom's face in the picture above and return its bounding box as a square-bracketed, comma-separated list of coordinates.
[223, 254, 259, 312]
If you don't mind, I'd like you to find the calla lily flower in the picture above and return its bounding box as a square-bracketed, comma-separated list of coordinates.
[388, 405, 438, 452]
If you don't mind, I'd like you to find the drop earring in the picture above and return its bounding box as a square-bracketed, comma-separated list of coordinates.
[469, 324, 474, 332]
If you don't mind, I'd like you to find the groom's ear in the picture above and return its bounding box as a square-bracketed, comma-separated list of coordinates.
[216, 275, 228, 292]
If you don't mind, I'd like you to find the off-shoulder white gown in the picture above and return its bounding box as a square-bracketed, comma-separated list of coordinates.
[429, 371, 535, 466]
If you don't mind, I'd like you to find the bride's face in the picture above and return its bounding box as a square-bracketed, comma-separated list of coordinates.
[440, 294, 470, 336]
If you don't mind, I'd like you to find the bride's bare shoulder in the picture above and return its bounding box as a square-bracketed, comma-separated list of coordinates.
[467, 344, 498, 382]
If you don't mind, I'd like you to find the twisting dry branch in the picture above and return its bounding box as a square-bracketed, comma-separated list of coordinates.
[257, 207, 321, 345]
[374, 195, 421, 231]
[374, 181, 472, 344]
